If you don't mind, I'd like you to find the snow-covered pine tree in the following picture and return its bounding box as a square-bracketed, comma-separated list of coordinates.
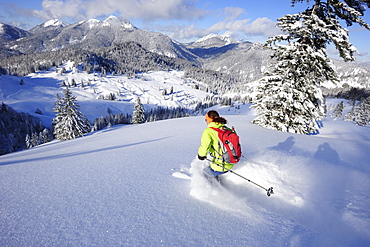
[31, 132, 39, 147]
[344, 100, 357, 122]
[25, 134, 32, 149]
[354, 96, 370, 126]
[53, 88, 91, 141]
[252, 1, 369, 134]
[291, 1, 370, 30]
[131, 97, 145, 124]
[331, 101, 344, 119]
[252, 13, 333, 134]
[52, 93, 65, 138]
[39, 128, 51, 144]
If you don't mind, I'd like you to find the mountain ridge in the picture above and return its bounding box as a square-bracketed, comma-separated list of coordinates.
[29, 19, 69, 34]
[2, 16, 198, 62]
[1, 16, 370, 89]
[190, 33, 237, 48]
[0, 22, 31, 43]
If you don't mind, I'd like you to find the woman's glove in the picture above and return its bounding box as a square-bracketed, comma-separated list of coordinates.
[198, 154, 206, 160]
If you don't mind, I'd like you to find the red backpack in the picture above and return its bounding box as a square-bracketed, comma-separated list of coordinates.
[210, 126, 242, 164]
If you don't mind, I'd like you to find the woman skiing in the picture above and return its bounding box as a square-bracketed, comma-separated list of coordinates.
[197, 110, 235, 178]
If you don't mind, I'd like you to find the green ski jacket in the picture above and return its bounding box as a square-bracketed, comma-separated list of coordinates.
[198, 122, 234, 172]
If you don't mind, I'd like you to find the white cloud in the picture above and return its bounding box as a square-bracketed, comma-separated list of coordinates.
[243, 17, 281, 37]
[33, 0, 206, 21]
[33, 0, 84, 20]
[166, 16, 280, 42]
[31, 1, 280, 43]
[167, 24, 209, 41]
[223, 7, 245, 21]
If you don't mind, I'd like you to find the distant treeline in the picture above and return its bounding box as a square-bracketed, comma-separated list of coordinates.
[0, 103, 51, 155]
[322, 86, 370, 101]
[92, 106, 192, 131]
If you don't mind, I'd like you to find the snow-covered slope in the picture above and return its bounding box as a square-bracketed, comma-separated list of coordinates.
[1, 104, 369, 246]
[0, 64, 209, 126]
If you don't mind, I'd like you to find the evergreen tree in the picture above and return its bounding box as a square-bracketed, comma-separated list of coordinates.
[291, 1, 370, 30]
[71, 79, 77, 87]
[354, 96, 370, 126]
[331, 101, 344, 119]
[344, 100, 357, 121]
[131, 97, 145, 124]
[53, 88, 91, 140]
[252, 13, 330, 134]
[107, 93, 116, 101]
[31, 132, 39, 147]
[252, 1, 369, 134]
[25, 134, 32, 149]
[39, 128, 51, 144]
[52, 94, 64, 138]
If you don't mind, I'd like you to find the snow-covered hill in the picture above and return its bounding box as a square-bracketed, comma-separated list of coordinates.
[1, 104, 369, 246]
[0, 64, 210, 127]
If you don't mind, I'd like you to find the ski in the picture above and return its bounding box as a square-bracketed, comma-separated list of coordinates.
[172, 168, 191, 180]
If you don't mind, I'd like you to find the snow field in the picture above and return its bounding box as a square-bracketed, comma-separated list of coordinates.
[1, 70, 370, 246]
[1, 111, 370, 246]
[184, 113, 370, 246]
[0, 67, 209, 127]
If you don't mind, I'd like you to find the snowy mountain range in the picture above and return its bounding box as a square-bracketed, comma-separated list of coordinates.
[1, 15, 370, 87]
[1, 16, 196, 62]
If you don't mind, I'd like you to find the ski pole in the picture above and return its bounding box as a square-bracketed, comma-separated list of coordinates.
[228, 169, 274, 197]
[206, 158, 274, 197]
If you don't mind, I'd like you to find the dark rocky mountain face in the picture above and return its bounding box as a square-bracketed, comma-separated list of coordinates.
[0, 22, 31, 43]
[0, 22, 31, 58]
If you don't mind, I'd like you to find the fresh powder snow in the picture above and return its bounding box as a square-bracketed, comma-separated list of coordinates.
[1, 103, 370, 246]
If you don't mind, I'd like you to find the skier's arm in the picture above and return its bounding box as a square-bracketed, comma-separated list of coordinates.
[198, 129, 212, 158]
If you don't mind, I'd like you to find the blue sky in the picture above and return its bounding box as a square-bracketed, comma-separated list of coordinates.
[0, 0, 369, 62]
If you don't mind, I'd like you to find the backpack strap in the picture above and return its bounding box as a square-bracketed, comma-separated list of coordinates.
[209, 127, 227, 169]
